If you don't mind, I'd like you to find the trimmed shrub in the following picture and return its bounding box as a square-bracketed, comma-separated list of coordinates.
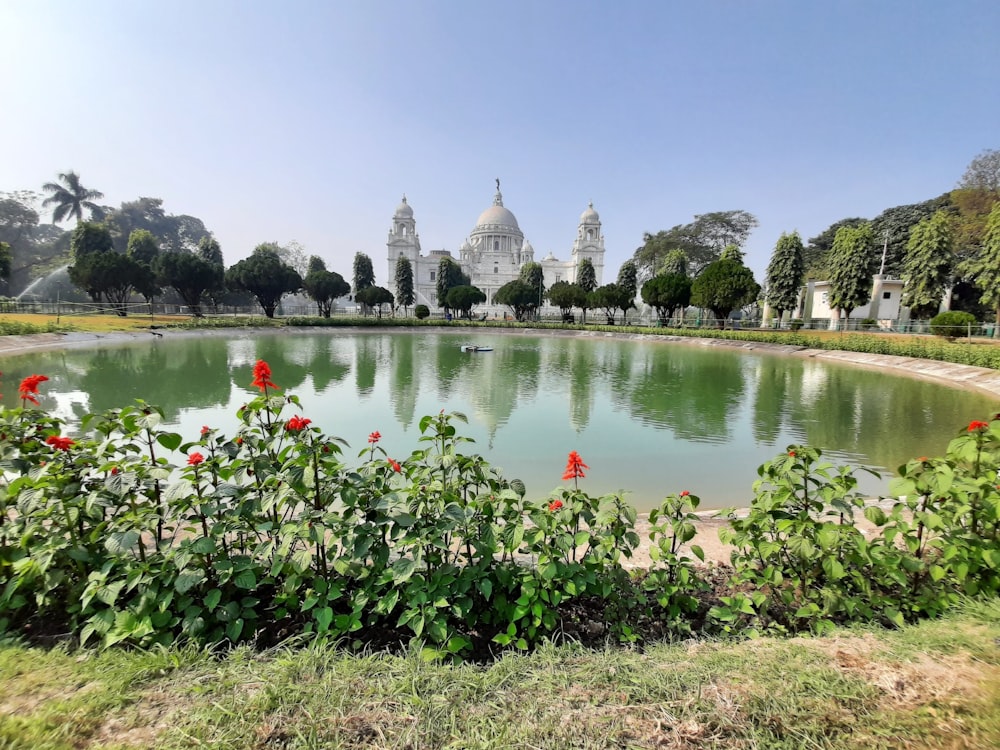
[930, 311, 978, 339]
[414, 304, 430, 320]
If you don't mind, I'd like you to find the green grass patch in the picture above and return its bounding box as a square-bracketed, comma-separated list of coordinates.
[2, 604, 997, 749]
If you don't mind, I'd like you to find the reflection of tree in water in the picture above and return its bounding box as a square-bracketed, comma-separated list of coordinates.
[245, 336, 311, 392]
[750, 357, 794, 443]
[390, 334, 418, 428]
[79, 339, 232, 420]
[354, 336, 380, 398]
[304, 335, 351, 393]
[434, 338, 469, 401]
[567, 343, 595, 432]
[782, 364, 994, 471]
[622, 346, 747, 441]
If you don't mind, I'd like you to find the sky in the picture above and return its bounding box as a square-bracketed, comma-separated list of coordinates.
[2, 0, 999, 283]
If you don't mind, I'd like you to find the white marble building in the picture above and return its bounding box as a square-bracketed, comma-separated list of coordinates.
[386, 185, 606, 309]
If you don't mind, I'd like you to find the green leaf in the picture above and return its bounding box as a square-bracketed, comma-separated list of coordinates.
[391, 557, 417, 583]
[204, 589, 222, 611]
[233, 569, 257, 590]
[314, 606, 333, 633]
[156, 432, 183, 451]
[821, 557, 846, 580]
[105, 530, 139, 555]
[478, 578, 493, 600]
[226, 617, 244, 642]
[174, 570, 206, 594]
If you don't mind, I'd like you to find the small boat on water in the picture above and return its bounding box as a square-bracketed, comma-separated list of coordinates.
[460, 345, 493, 353]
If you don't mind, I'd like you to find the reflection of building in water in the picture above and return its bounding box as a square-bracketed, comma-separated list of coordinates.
[386, 184, 607, 310]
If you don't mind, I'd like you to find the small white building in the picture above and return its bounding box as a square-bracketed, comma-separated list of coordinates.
[386, 185, 606, 310]
[797, 275, 906, 328]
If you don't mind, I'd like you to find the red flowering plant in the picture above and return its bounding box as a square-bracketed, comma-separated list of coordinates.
[19, 374, 49, 408]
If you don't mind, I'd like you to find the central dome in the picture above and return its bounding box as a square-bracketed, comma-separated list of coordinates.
[474, 204, 520, 231]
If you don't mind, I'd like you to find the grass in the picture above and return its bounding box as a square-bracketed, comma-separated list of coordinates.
[2, 599, 998, 749]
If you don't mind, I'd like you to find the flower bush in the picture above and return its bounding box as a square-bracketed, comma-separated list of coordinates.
[0, 363, 997, 657]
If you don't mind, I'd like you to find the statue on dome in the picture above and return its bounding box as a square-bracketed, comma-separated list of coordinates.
[495, 177, 500, 192]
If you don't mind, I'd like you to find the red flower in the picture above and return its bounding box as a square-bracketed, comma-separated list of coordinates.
[917, 456, 928, 463]
[562, 450, 589, 481]
[322, 444, 330, 453]
[45, 435, 74, 451]
[188, 452, 205, 466]
[679, 490, 690, 497]
[285, 415, 312, 432]
[251, 359, 279, 392]
[19, 374, 49, 406]
[236, 437, 244, 445]
[968, 420, 989, 432]
[111, 466, 119, 475]
[549, 499, 564, 512]
[788, 450, 797, 457]
[200, 425, 211, 436]
[368, 431, 381, 444]
[389, 458, 401, 473]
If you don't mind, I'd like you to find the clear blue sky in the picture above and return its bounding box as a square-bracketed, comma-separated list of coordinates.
[2, 0, 998, 281]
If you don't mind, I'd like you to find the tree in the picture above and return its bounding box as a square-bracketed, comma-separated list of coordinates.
[157, 251, 225, 317]
[0, 241, 12, 281]
[641, 273, 691, 325]
[519, 261, 544, 317]
[961, 202, 1000, 329]
[104, 197, 210, 254]
[869, 196, 951, 277]
[494, 279, 537, 321]
[435, 256, 469, 311]
[306, 255, 326, 275]
[827, 222, 875, 320]
[226, 243, 302, 318]
[658, 249, 688, 277]
[68, 222, 115, 302]
[690, 258, 760, 326]
[87, 252, 145, 316]
[1, 191, 72, 295]
[577, 257, 597, 292]
[445, 285, 486, 318]
[805, 217, 866, 279]
[589, 283, 631, 325]
[958, 148, 1000, 192]
[615, 260, 638, 323]
[127, 229, 161, 302]
[354, 285, 394, 318]
[303, 267, 350, 318]
[764, 231, 805, 322]
[353, 252, 375, 293]
[276, 240, 309, 278]
[198, 236, 224, 266]
[547, 281, 587, 321]
[41, 171, 104, 224]
[395, 255, 415, 314]
[902, 211, 954, 320]
[632, 210, 758, 279]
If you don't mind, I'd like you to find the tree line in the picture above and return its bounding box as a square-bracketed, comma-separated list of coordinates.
[4, 151, 1000, 325]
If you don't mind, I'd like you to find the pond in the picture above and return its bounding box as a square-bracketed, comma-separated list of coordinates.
[2, 329, 995, 510]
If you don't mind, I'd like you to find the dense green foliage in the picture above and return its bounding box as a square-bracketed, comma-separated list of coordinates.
[394, 255, 415, 313]
[576, 257, 597, 293]
[962, 202, 1000, 326]
[494, 279, 537, 321]
[0, 241, 11, 281]
[764, 231, 805, 320]
[546, 281, 587, 321]
[690, 257, 760, 324]
[588, 283, 631, 325]
[354, 285, 394, 317]
[225, 244, 302, 318]
[1, 365, 997, 659]
[640, 273, 691, 325]
[303, 266, 350, 318]
[929, 310, 978, 338]
[352, 252, 375, 293]
[632, 210, 759, 278]
[902, 211, 954, 319]
[444, 284, 486, 318]
[827, 222, 874, 318]
[414, 304, 430, 320]
[156, 251, 224, 317]
[435, 257, 469, 310]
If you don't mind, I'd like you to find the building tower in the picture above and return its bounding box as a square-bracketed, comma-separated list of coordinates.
[571, 202, 605, 285]
[386, 196, 422, 287]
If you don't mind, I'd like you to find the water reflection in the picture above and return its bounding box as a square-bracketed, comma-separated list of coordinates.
[1, 331, 995, 509]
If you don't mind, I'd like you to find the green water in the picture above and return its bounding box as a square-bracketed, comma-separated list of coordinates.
[2, 329, 995, 509]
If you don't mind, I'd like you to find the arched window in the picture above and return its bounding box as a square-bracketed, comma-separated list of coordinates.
[587, 229, 594, 240]
[494, 240, 500, 251]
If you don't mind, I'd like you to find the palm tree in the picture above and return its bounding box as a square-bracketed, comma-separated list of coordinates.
[41, 171, 105, 224]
